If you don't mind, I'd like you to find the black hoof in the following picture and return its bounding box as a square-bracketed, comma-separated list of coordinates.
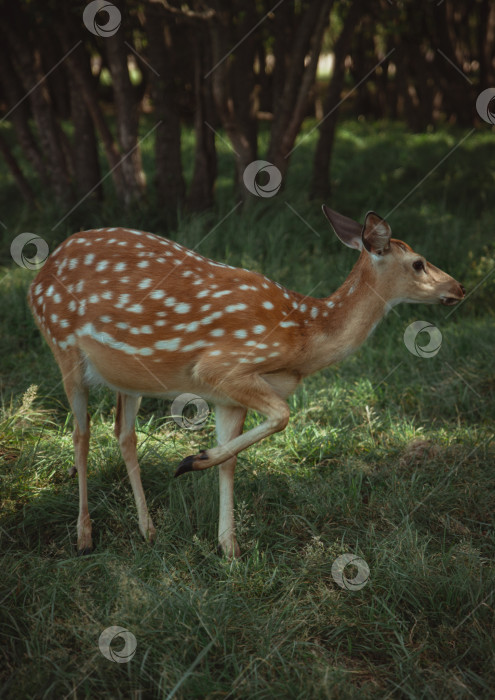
[77, 547, 93, 556]
[174, 450, 209, 477]
[174, 454, 196, 478]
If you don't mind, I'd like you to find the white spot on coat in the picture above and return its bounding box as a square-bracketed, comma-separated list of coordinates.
[127, 304, 143, 313]
[150, 290, 165, 299]
[174, 302, 191, 314]
[155, 338, 181, 351]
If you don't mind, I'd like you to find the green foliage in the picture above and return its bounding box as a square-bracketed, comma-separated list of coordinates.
[1, 121, 494, 698]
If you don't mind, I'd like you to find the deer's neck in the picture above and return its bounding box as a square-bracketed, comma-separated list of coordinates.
[302, 257, 388, 375]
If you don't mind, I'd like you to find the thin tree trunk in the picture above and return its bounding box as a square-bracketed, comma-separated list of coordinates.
[431, 2, 475, 125]
[70, 79, 102, 200]
[60, 35, 127, 201]
[105, 32, 146, 203]
[310, 0, 361, 201]
[271, 1, 294, 115]
[39, 33, 71, 120]
[187, 31, 217, 212]
[0, 43, 47, 182]
[145, 2, 185, 222]
[208, 2, 258, 202]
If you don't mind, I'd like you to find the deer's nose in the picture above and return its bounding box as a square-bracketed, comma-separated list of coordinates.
[460, 285, 466, 296]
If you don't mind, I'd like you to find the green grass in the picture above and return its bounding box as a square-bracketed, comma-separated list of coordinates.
[1, 119, 494, 698]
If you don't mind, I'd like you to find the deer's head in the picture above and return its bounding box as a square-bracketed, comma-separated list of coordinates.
[322, 205, 465, 308]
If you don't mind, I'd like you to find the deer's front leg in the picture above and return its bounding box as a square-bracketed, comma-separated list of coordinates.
[214, 404, 247, 558]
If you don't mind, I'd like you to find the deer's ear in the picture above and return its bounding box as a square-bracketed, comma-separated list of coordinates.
[321, 205, 363, 251]
[362, 211, 392, 255]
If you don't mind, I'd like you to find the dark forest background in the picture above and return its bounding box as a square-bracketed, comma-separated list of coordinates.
[1, 0, 493, 229]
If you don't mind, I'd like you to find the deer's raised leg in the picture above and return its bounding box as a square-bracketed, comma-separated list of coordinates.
[175, 371, 290, 475]
[114, 392, 156, 543]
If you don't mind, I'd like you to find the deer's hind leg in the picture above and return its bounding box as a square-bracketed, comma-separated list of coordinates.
[54, 348, 92, 554]
[114, 392, 156, 543]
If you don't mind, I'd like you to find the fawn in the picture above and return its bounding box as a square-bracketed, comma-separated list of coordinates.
[28, 206, 465, 557]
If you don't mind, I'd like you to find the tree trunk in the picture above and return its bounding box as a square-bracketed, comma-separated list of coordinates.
[39, 33, 71, 121]
[70, 79, 102, 200]
[105, 31, 146, 203]
[431, 2, 476, 125]
[267, 0, 333, 179]
[187, 30, 217, 212]
[5, 24, 73, 205]
[208, 2, 258, 203]
[145, 3, 185, 223]
[271, 1, 295, 116]
[348, 17, 375, 118]
[0, 43, 47, 182]
[59, 34, 127, 201]
[479, 0, 495, 87]
[310, 0, 361, 201]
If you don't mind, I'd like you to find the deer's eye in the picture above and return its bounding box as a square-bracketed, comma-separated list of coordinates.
[412, 259, 425, 272]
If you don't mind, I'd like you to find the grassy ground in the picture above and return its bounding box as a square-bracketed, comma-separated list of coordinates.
[1, 119, 494, 699]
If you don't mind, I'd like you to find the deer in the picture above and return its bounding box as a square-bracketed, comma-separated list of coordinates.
[27, 206, 465, 557]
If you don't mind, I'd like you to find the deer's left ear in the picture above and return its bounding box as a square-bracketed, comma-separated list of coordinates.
[362, 212, 392, 255]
